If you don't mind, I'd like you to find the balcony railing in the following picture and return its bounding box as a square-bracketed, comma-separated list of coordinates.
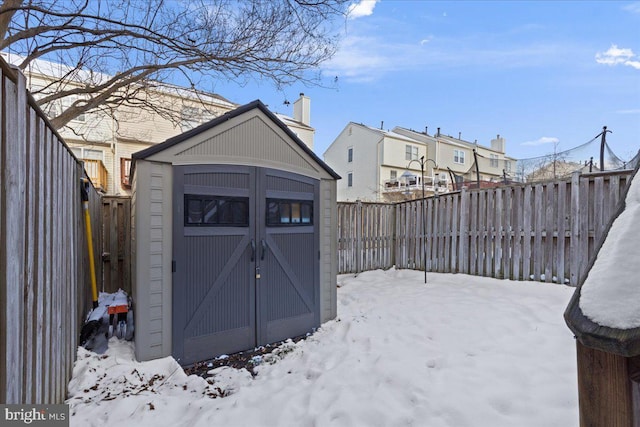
[83, 159, 108, 192]
[383, 176, 450, 195]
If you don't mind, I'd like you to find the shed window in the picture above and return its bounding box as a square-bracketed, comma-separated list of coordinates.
[267, 199, 313, 226]
[184, 195, 249, 226]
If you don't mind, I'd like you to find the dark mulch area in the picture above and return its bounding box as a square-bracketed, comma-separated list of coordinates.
[184, 334, 308, 378]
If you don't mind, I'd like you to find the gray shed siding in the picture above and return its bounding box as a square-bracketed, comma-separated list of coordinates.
[320, 179, 338, 322]
[133, 161, 173, 361]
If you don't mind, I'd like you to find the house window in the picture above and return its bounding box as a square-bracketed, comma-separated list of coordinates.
[184, 195, 249, 226]
[405, 145, 418, 161]
[347, 172, 353, 187]
[504, 160, 512, 172]
[454, 149, 465, 164]
[390, 170, 397, 180]
[121, 157, 132, 188]
[70, 147, 104, 162]
[266, 199, 313, 226]
[348, 147, 353, 163]
[61, 96, 86, 122]
[490, 154, 499, 168]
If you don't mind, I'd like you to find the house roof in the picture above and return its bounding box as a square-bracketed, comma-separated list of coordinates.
[1, 51, 236, 109]
[394, 126, 516, 160]
[276, 113, 314, 131]
[350, 122, 423, 144]
[564, 160, 640, 357]
[132, 99, 340, 179]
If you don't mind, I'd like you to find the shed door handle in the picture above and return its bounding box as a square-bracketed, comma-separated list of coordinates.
[261, 239, 267, 261]
[250, 239, 256, 262]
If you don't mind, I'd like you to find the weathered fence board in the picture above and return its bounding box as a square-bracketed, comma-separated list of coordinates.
[1, 61, 101, 404]
[339, 170, 634, 282]
[337, 202, 396, 273]
[102, 197, 132, 294]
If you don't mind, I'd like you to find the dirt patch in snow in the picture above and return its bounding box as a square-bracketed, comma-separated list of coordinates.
[184, 334, 309, 378]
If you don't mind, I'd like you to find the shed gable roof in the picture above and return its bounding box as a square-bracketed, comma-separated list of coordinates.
[175, 115, 317, 171]
[132, 100, 339, 180]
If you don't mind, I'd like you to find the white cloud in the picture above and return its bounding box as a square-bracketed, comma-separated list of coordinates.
[623, 2, 640, 14]
[625, 60, 640, 70]
[323, 34, 577, 84]
[322, 35, 394, 82]
[521, 136, 560, 146]
[595, 44, 640, 70]
[615, 109, 640, 114]
[347, 0, 379, 19]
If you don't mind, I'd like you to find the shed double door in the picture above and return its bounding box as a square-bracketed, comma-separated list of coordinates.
[172, 165, 319, 365]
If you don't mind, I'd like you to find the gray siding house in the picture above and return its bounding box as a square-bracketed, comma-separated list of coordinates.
[130, 100, 340, 365]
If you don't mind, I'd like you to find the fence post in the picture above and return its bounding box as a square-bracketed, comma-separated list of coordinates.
[355, 200, 362, 273]
[110, 199, 119, 292]
[459, 187, 469, 274]
[570, 171, 581, 286]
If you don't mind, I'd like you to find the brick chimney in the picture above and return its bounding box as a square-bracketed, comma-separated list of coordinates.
[293, 93, 310, 126]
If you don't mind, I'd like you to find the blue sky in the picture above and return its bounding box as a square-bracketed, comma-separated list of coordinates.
[214, 1, 640, 162]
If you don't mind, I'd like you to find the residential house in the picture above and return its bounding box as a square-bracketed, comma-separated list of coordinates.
[323, 122, 516, 202]
[2, 52, 314, 195]
[275, 93, 314, 150]
[394, 127, 517, 189]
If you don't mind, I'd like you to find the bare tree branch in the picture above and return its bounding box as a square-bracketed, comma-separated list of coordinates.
[0, 0, 348, 129]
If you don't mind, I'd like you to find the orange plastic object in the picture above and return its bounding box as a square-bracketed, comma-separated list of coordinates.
[107, 305, 129, 315]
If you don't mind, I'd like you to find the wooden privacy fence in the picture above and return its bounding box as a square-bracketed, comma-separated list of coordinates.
[102, 197, 132, 294]
[337, 202, 395, 273]
[338, 169, 633, 286]
[0, 61, 102, 404]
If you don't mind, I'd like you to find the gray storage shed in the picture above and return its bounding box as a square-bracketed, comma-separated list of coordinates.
[130, 100, 340, 365]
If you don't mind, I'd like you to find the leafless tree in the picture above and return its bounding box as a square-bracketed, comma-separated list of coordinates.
[0, 0, 349, 129]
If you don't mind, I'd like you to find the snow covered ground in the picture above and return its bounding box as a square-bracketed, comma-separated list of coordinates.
[67, 270, 578, 427]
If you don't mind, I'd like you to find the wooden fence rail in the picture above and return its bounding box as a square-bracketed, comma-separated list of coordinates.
[1, 61, 102, 404]
[339, 170, 633, 285]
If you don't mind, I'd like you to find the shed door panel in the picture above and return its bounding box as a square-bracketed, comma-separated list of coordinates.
[258, 169, 320, 344]
[173, 165, 256, 365]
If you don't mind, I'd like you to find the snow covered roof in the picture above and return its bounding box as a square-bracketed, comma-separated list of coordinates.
[565, 161, 640, 356]
[0, 51, 236, 109]
[350, 122, 424, 144]
[275, 113, 313, 131]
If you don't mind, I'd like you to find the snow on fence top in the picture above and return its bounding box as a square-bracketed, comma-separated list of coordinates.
[579, 167, 640, 329]
[565, 155, 640, 357]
